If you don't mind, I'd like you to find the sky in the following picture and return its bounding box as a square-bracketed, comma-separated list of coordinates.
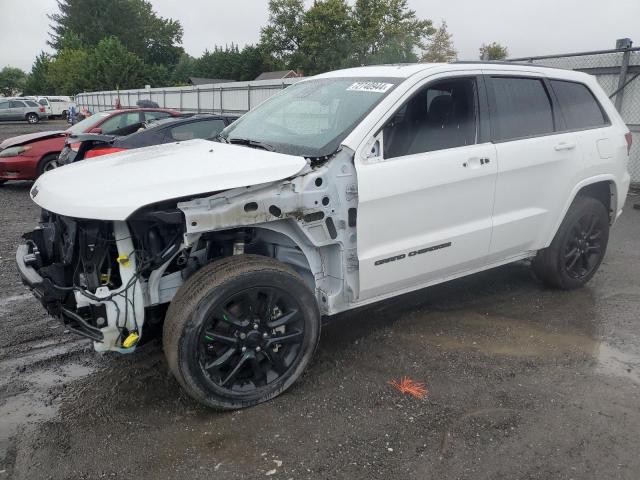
[1, 0, 639, 72]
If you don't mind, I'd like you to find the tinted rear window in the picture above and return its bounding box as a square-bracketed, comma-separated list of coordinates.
[491, 77, 554, 141]
[550, 80, 608, 130]
[25, 100, 39, 107]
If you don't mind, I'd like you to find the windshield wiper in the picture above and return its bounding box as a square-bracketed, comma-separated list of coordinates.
[214, 132, 229, 144]
[228, 137, 275, 151]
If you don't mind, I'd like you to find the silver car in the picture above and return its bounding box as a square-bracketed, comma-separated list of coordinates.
[0, 98, 48, 124]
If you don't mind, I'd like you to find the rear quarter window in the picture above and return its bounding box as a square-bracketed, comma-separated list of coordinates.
[491, 77, 555, 141]
[25, 100, 39, 107]
[550, 80, 608, 130]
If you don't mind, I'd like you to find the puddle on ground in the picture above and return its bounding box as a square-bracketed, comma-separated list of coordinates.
[396, 310, 640, 384]
[0, 362, 95, 463]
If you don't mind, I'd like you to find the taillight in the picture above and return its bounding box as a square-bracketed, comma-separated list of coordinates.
[625, 132, 633, 155]
[85, 147, 126, 159]
[69, 142, 81, 152]
[39, 106, 45, 113]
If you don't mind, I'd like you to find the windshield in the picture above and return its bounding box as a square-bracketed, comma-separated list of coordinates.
[66, 112, 112, 134]
[221, 78, 399, 157]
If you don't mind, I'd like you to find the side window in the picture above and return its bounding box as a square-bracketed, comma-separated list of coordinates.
[168, 119, 227, 141]
[38, 99, 49, 106]
[145, 111, 173, 121]
[384, 77, 478, 159]
[0, 101, 9, 110]
[10, 101, 26, 108]
[99, 112, 142, 133]
[550, 80, 608, 130]
[25, 100, 39, 107]
[491, 77, 554, 141]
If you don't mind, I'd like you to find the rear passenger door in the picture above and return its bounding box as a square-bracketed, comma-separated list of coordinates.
[9, 101, 26, 120]
[486, 73, 582, 261]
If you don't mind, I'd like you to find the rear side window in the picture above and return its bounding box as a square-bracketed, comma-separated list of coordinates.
[491, 77, 554, 141]
[168, 119, 227, 141]
[145, 111, 173, 121]
[25, 100, 39, 107]
[550, 80, 608, 130]
[10, 100, 26, 108]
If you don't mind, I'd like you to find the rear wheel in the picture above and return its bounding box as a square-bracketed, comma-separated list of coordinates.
[37, 154, 59, 176]
[533, 196, 609, 289]
[26, 113, 39, 124]
[163, 255, 321, 409]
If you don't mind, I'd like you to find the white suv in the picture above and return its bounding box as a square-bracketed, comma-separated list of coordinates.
[17, 63, 631, 409]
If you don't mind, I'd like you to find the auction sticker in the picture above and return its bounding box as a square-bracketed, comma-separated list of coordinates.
[347, 82, 394, 93]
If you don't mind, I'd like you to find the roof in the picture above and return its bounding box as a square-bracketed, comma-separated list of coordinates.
[254, 70, 300, 81]
[188, 77, 236, 85]
[312, 62, 590, 80]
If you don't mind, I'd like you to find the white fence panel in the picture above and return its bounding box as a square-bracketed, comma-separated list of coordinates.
[75, 78, 302, 115]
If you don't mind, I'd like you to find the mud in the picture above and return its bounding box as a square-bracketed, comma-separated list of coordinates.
[1, 121, 640, 479]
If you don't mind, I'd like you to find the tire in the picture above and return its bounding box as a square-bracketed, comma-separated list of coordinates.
[26, 113, 39, 124]
[163, 254, 321, 409]
[0, 180, 6, 186]
[532, 196, 609, 289]
[37, 154, 60, 176]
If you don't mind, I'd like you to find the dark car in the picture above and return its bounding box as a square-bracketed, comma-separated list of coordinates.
[0, 108, 181, 184]
[58, 114, 238, 165]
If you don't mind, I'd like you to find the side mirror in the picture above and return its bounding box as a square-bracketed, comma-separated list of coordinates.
[89, 127, 102, 134]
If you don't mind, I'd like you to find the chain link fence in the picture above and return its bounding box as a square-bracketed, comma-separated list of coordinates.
[509, 44, 640, 185]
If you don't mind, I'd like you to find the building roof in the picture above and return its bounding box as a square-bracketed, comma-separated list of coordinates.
[188, 77, 235, 85]
[254, 70, 301, 81]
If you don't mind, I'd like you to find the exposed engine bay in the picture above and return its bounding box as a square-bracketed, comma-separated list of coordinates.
[17, 147, 360, 352]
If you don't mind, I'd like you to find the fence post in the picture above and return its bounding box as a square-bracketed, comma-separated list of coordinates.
[615, 43, 632, 112]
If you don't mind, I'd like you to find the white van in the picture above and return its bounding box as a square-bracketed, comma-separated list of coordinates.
[37, 96, 75, 119]
[18, 63, 632, 409]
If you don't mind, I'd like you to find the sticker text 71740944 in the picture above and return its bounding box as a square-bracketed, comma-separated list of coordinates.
[346, 82, 394, 94]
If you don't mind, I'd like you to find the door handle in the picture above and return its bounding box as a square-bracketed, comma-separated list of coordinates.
[554, 141, 576, 151]
[463, 157, 490, 169]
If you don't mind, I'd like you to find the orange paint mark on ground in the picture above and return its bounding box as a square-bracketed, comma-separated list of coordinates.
[388, 377, 428, 399]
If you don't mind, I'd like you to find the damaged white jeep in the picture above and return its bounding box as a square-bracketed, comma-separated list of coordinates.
[17, 63, 631, 409]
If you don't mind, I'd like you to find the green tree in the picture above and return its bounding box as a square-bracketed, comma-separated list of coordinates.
[422, 21, 457, 62]
[351, 0, 435, 65]
[48, 0, 183, 66]
[479, 42, 509, 60]
[24, 53, 53, 95]
[84, 37, 147, 90]
[300, 0, 353, 75]
[46, 48, 90, 95]
[0, 67, 27, 96]
[260, 0, 306, 70]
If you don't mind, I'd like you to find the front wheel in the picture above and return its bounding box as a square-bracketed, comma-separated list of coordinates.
[163, 255, 321, 409]
[26, 113, 39, 124]
[533, 196, 610, 289]
[37, 154, 59, 176]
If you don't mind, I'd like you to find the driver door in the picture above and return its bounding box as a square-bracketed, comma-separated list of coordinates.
[355, 73, 497, 301]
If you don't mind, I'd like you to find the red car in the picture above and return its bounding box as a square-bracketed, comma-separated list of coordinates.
[0, 108, 181, 185]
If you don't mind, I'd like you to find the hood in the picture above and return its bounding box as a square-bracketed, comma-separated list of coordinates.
[0, 131, 66, 149]
[30, 139, 307, 221]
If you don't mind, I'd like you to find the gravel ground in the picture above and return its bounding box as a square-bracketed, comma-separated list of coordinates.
[1, 121, 640, 479]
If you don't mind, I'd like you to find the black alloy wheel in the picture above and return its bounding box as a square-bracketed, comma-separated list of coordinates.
[163, 255, 320, 409]
[198, 286, 306, 392]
